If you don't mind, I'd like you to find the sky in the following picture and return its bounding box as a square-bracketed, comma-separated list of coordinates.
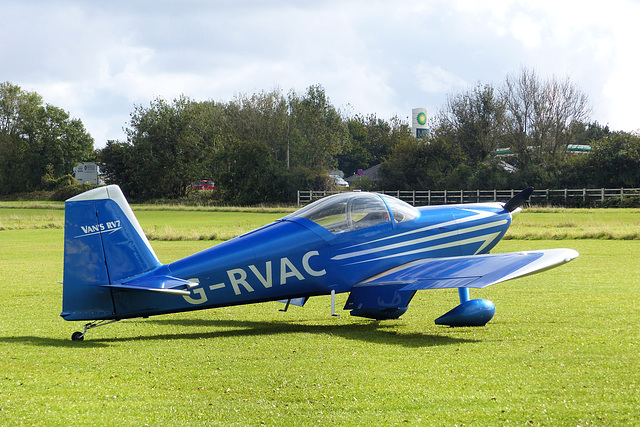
[2, 0, 639, 148]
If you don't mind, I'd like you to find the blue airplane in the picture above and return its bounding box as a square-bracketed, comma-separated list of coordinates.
[62, 185, 578, 340]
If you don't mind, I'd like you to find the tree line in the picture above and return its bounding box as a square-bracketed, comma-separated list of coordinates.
[0, 82, 93, 195]
[381, 68, 638, 192]
[1, 68, 639, 203]
[98, 85, 422, 203]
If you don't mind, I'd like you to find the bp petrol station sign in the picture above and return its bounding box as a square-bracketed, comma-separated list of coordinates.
[412, 108, 428, 138]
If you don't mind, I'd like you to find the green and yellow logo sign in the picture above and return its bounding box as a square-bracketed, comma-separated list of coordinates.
[416, 111, 427, 126]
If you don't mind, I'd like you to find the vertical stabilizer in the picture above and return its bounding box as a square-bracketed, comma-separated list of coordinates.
[61, 185, 161, 321]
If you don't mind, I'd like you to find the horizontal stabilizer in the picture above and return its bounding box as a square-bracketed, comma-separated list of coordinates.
[360, 248, 579, 291]
[102, 275, 198, 296]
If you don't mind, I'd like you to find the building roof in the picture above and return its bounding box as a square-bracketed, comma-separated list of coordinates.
[345, 164, 382, 183]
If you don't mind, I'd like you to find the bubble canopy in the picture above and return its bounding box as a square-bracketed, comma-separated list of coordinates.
[287, 192, 419, 234]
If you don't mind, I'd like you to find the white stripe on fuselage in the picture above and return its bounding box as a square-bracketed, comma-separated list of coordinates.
[331, 219, 507, 261]
[341, 231, 503, 265]
[340, 208, 499, 252]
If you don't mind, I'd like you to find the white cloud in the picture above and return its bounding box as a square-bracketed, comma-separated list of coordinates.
[602, 2, 640, 131]
[509, 14, 542, 48]
[414, 62, 469, 94]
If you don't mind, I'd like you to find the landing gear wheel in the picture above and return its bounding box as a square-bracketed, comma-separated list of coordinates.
[71, 319, 120, 341]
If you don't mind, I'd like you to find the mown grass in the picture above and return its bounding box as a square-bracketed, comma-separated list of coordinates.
[506, 208, 640, 240]
[1, 208, 639, 425]
[0, 208, 285, 240]
[3, 205, 640, 241]
[0, 209, 63, 231]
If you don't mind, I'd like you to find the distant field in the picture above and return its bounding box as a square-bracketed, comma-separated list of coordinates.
[0, 206, 286, 241]
[2, 203, 640, 241]
[507, 208, 640, 240]
[0, 207, 638, 425]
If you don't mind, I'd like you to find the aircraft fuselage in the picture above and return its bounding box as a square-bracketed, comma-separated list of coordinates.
[111, 203, 511, 318]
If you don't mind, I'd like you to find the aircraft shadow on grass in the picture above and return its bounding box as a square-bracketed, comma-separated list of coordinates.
[140, 317, 480, 348]
[0, 318, 479, 349]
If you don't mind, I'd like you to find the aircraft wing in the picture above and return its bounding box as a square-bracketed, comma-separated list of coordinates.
[358, 248, 579, 291]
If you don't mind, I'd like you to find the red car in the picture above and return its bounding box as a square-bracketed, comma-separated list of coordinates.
[188, 180, 215, 191]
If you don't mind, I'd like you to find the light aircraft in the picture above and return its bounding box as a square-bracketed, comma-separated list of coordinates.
[62, 185, 578, 340]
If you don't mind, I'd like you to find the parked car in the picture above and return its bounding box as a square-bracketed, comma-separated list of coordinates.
[188, 180, 215, 191]
[330, 175, 349, 188]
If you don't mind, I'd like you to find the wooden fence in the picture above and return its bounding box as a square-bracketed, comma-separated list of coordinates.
[297, 188, 640, 207]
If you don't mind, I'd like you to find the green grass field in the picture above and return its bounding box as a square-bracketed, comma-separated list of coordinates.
[0, 206, 638, 425]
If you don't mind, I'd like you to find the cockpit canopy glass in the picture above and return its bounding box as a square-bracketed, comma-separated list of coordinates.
[380, 194, 419, 223]
[289, 192, 418, 234]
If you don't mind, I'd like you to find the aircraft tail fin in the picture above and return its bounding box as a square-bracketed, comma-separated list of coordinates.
[61, 185, 162, 321]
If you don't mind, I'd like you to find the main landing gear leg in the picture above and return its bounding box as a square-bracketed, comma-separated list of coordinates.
[71, 319, 120, 341]
[331, 289, 339, 317]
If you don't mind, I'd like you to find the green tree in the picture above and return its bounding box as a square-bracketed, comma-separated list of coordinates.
[501, 68, 591, 167]
[287, 85, 349, 171]
[97, 140, 137, 196]
[338, 114, 411, 177]
[380, 137, 466, 190]
[229, 90, 290, 166]
[577, 131, 640, 187]
[35, 105, 94, 179]
[100, 89, 335, 203]
[571, 121, 610, 146]
[0, 82, 93, 194]
[99, 96, 216, 200]
[435, 83, 506, 163]
[213, 138, 284, 205]
[338, 115, 373, 176]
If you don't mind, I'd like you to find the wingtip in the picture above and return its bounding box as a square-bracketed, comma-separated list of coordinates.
[564, 249, 580, 262]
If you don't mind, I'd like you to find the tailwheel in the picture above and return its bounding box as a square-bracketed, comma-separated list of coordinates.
[69, 319, 120, 341]
[71, 331, 85, 341]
